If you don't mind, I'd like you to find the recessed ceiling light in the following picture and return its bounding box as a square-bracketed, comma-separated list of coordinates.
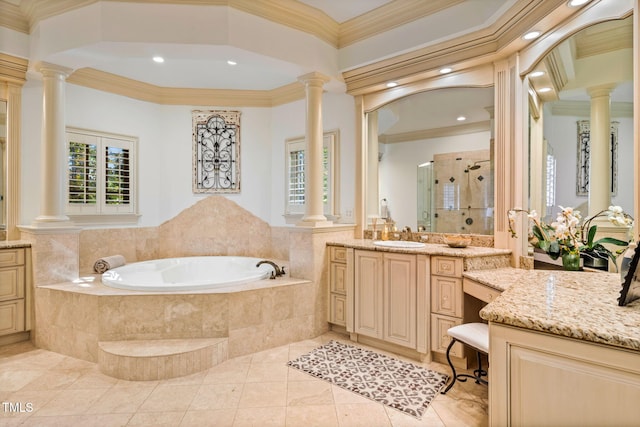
[457, 116, 466, 121]
[152, 56, 164, 63]
[538, 87, 552, 93]
[386, 82, 398, 88]
[523, 31, 541, 40]
[440, 67, 453, 74]
[227, 60, 237, 66]
[530, 71, 545, 78]
[568, 0, 590, 6]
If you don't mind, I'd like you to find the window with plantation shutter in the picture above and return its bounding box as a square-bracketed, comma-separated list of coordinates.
[284, 130, 339, 222]
[66, 128, 137, 224]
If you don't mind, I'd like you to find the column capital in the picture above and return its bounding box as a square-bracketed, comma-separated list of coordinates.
[34, 62, 74, 79]
[297, 72, 330, 87]
[587, 84, 616, 98]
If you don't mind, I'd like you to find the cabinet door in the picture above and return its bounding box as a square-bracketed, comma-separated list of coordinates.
[354, 250, 383, 339]
[431, 275, 463, 317]
[0, 300, 25, 336]
[431, 313, 464, 356]
[329, 294, 347, 326]
[383, 253, 417, 349]
[330, 262, 347, 294]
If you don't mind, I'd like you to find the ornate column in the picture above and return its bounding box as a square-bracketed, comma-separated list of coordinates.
[32, 62, 74, 227]
[587, 84, 615, 217]
[297, 72, 331, 227]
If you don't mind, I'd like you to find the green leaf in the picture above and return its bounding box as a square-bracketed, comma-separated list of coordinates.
[586, 225, 597, 247]
[593, 237, 629, 247]
[548, 241, 561, 260]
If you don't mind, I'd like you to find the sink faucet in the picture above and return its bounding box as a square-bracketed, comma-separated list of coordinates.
[256, 260, 286, 279]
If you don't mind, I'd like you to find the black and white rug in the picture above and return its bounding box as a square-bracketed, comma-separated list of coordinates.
[287, 340, 449, 418]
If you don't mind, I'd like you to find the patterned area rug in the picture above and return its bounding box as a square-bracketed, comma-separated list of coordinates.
[287, 340, 449, 418]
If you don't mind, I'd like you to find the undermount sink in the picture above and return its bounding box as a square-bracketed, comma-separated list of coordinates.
[373, 240, 426, 249]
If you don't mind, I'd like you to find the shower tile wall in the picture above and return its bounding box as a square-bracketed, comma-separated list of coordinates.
[433, 150, 493, 234]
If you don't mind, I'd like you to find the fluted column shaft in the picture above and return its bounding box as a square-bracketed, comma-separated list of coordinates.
[587, 85, 615, 216]
[366, 110, 379, 222]
[297, 72, 331, 227]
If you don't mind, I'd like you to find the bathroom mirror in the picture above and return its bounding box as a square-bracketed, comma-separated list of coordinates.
[527, 16, 634, 223]
[372, 86, 494, 234]
[0, 99, 6, 240]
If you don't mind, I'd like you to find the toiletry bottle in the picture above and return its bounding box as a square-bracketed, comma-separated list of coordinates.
[381, 222, 389, 241]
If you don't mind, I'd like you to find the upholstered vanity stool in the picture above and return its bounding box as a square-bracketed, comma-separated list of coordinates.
[441, 322, 489, 394]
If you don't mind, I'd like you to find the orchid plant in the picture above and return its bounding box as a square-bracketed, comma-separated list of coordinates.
[508, 205, 633, 267]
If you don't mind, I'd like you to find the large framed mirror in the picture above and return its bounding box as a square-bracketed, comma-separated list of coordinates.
[373, 87, 494, 234]
[360, 64, 495, 237]
[522, 3, 635, 270]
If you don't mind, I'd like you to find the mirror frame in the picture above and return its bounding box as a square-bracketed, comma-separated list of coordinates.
[0, 53, 28, 240]
[356, 63, 495, 236]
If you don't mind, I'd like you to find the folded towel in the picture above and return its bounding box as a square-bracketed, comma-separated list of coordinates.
[94, 255, 126, 274]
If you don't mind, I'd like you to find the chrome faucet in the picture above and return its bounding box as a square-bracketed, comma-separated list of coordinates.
[256, 260, 286, 279]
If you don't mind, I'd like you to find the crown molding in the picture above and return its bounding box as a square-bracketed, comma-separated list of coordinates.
[0, 1, 29, 33]
[339, 0, 464, 48]
[67, 67, 305, 107]
[342, 0, 568, 95]
[379, 120, 491, 144]
[0, 53, 28, 84]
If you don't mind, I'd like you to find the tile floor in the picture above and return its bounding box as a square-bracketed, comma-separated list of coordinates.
[0, 332, 488, 426]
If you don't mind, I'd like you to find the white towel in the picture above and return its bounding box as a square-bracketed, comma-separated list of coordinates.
[94, 255, 126, 274]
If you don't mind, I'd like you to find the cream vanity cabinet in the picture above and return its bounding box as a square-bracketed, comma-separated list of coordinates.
[0, 247, 31, 341]
[328, 246, 349, 327]
[351, 249, 429, 353]
[490, 323, 640, 427]
[430, 256, 465, 360]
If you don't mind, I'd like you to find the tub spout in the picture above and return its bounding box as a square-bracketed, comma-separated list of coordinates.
[256, 260, 285, 279]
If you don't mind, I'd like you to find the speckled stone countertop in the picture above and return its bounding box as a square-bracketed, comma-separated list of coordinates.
[327, 239, 511, 258]
[0, 240, 31, 249]
[469, 268, 640, 352]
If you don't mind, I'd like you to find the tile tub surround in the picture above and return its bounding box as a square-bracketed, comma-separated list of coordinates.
[34, 275, 313, 369]
[472, 268, 640, 351]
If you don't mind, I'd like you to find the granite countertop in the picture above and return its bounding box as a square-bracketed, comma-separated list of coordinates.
[327, 238, 511, 258]
[474, 268, 640, 352]
[0, 240, 31, 249]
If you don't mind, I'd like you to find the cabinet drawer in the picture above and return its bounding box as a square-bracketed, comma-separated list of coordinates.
[329, 293, 347, 326]
[0, 299, 25, 336]
[463, 278, 501, 303]
[431, 275, 463, 317]
[0, 248, 25, 268]
[431, 256, 462, 277]
[0, 266, 25, 301]
[329, 246, 347, 264]
[431, 313, 463, 356]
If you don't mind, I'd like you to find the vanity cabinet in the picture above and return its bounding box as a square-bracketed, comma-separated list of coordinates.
[352, 249, 427, 351]
[328, 246, 349, 327]
[0, 247, 29, 339]
[490, 323, 640, 427]
[430, 256, 465, 359]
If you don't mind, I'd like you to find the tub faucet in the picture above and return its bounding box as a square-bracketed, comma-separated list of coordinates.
[256, 260, 286, 279]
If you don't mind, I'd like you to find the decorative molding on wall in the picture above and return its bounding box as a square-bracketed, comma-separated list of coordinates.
[0, 1, 29, 33]
[0, 53, 28, 84]
[67, 68, 305, 107]
[338, 0, 464, 48]
[378, 120, 491, 144]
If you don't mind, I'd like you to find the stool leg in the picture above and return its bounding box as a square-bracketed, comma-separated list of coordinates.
[441, 338, 458, 394]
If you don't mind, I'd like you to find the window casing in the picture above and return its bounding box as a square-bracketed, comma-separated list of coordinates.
[66, 128, 137, 223]
[285, 130, 339, 220]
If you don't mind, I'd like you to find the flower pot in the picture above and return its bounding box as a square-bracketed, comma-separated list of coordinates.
[561, 252, 581, 271]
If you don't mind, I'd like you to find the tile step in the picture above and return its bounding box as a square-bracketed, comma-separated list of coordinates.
[98, 337, 228, 381]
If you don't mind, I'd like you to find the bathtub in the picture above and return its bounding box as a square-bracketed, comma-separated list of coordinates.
[101, 256, 274, 292]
